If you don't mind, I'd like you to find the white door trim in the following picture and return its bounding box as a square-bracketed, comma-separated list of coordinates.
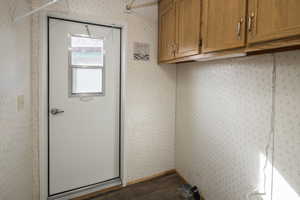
[37, 11, 128, 200]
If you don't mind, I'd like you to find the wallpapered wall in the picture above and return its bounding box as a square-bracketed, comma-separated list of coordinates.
[31, 0, 176, 199]
[3, 1, 299, 200]
[176, 50, 300, 200]
[0, 0, 33, 200]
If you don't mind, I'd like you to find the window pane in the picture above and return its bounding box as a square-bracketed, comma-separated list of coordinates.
[71, 36, 103, 48]
[70, 36, 104, 66]
[71, 49, 103, 66]
[72, 68, 103, 95]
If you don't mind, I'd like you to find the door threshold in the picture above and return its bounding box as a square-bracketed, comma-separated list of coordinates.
[48, 178, 122, 200]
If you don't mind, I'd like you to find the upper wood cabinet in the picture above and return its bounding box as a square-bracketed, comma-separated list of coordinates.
[175, 0, 201, 58]
[159, 0, 201, 62]
[159, 0, 176, 62]
[247, 0, 300, 45]
[158, 0, 300, 63]
[202, 0, 247, 53]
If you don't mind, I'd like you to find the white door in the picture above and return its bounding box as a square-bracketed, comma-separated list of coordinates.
[48, 18, 121, 196]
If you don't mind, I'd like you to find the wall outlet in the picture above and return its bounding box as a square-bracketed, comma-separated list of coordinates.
[17, 95, 25, 112]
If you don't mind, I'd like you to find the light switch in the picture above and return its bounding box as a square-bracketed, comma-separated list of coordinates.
[17, 95, 25, 112]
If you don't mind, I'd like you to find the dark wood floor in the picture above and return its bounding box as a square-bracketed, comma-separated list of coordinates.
[90, 174, 185, 200]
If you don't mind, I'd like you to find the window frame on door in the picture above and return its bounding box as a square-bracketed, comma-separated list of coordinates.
[68, 34, 106, 97]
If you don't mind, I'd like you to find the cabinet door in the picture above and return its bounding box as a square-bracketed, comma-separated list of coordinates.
[175, 0, 201, 58]
[159, 0, 176, 62]
[248, 0, 300, 44]
[202, 0, 246, 53]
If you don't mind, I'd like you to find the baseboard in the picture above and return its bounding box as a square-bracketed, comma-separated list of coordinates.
[127, 169, 177, 185]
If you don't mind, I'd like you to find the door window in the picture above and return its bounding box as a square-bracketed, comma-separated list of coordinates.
[69, 35, 104, 96]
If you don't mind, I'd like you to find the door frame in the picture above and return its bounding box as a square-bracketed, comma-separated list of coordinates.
[37, 12, 128, 200]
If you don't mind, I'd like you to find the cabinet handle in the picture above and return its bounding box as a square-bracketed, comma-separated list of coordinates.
[175, 43, 179, 53]
[248, 12, 255, 33]
[169, 43, 174, 57]
[171, 43, 176, 57]
[236, 18, 244, 39]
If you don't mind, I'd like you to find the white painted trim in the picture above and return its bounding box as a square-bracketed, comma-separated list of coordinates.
[38, 11, 128, 200]
[39, 11, 49, 200]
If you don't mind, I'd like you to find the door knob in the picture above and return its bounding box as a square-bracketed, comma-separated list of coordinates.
[50, 108, 65, 115]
